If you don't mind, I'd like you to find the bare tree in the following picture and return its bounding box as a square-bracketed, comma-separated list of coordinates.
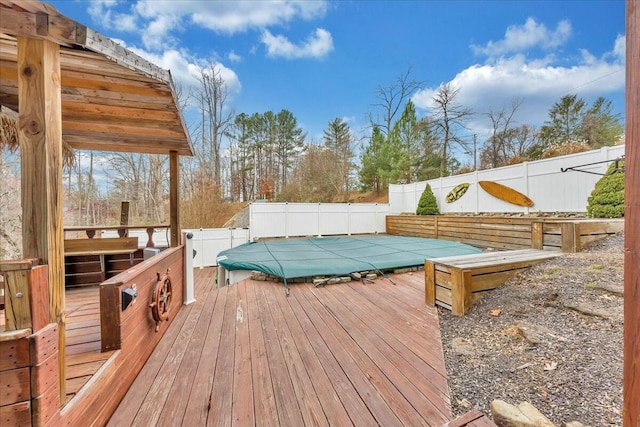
[431, 83, 473, 177]
[191, 63, 235, 187]
[369, 66, 424, 136]
[484, 97, 523, 168]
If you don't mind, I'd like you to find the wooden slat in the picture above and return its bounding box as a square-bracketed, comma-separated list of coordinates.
[0, 367, 30, 406]
[31, 351, 58, 396]
[64, 237, 138, 255]
[0, 401, 31, 427]
[0, 335, 30, 371]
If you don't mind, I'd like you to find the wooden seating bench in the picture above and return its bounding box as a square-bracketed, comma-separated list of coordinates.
[425, 249, 561, 316]
[64, 237, 139, 287]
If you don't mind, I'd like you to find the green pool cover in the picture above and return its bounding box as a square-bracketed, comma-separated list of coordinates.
[216, 235, 482, 279]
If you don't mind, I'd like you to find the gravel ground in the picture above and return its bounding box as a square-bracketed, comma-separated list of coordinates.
[439, 233, 624, 426]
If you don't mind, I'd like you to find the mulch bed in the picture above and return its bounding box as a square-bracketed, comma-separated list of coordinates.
[439, 232, 624, 426]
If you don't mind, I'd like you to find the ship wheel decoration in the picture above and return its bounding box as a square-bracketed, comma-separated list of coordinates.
[149, 269, 172, 332]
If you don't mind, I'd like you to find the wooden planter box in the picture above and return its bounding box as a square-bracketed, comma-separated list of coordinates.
[387, 215, 623, 252]
[425, 249, 560, 316]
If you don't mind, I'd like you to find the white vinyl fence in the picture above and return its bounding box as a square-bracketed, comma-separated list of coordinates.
[249, 202, 389, 239]
[389, 145, 625, 214]
[184, 228, 250, 268]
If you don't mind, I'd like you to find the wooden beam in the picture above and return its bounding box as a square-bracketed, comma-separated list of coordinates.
[0, 2, 78, 47]
[17, 36, 66, 402]
[170, 151, 180, 247]
[624, 1, 640, 425]
[82, 27, 170, 83]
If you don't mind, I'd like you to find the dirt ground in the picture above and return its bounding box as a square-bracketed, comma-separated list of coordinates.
[439, 233, 624, 426]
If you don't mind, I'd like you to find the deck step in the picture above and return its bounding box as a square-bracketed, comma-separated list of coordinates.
[426, 249, 561, 316]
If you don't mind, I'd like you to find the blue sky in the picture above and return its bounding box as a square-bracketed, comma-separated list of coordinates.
[50, 0, 626, 163]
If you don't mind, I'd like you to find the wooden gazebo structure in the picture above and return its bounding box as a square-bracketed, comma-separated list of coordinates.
[0, 1, 193, 425]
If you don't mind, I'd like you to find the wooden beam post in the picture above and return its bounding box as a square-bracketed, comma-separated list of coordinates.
[169, 151, 180, 247]
[17, 36, 65, 402]
[624, 1, 639, 424]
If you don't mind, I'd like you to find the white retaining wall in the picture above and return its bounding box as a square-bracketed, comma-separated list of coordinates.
[389, 145, 625, 214]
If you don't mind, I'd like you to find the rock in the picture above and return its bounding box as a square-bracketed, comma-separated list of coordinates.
[313, 278, 325, 286]
[491, 400, 558, 427]
[365, 273, 377, 280]
[563, 301, 622, 322]
[340, 276, 351, 283]
[451, 337, 475, 356]
[515, 322, 558, 346]
[517, 402, 555, 427]
[594, 283, 623, 296]
[490, 400, 536, 427]
[350, 272, 362, 280]
[564, 422, 586, 427]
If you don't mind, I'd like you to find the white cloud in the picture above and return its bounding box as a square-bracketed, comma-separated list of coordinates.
[126, 46, 241, 96]
[190, 1, 327, 34]
[228, 51, 243, 63]
[88, 0, 139, 33]
[86, 1, 330, 58]
[612, 34, 626, 61]
[471, 18, 571, 57]
[413, 36, 625, 139]
[262, 28, 333, 59]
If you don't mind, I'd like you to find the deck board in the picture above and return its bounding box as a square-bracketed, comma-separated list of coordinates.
[65, 286, 108, 401]
[108, 268, 451, 426]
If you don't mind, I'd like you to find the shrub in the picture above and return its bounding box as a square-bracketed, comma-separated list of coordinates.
[586, 161, 625, 218]
[416, 183, 440, 215]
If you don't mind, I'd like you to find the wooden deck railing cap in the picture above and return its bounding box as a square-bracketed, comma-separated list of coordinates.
[0, 258, 40, 271]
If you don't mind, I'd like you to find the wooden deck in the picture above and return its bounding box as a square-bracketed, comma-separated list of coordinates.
[65, 286, 114, 403]
[107, 268, 451, 426]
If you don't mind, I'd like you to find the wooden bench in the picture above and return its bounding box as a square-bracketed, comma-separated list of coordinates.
[64, 237, 139, 287]
[425, 249, 561, 316]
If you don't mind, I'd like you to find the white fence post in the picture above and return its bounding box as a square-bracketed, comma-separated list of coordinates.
[182, 231, 195, 305]
[523, 161, 530, 214]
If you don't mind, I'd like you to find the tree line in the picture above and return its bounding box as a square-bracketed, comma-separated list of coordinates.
[3, 65, 622, 232]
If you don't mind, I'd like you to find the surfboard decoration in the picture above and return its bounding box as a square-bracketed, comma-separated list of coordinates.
[479, 181, 534, 207]
[446, 183, 470, 203]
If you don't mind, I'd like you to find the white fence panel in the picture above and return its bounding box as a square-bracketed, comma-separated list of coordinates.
[287, 203, 321, 237]
[250, 203, 287, 238]
[184, 228, 250, 268]
[389, 145, 625, 214]
[250, 202, 390, 239]
[318, 204, 349, 235]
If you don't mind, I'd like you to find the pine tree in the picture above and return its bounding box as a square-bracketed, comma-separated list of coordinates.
[587, 161, 625, 218]
[416, 183, 440, 215]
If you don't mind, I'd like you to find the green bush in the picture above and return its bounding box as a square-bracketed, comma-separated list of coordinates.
[416, 183, 440, 215]
[587, 161, 625, 218]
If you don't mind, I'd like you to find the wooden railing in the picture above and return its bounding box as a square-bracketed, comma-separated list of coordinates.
[0, 259, 60, 425]
[63, 224, 169, 248]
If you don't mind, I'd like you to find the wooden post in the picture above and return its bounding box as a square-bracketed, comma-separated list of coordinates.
[560, 222, 577, 252]
[0, 259, 49, 332]
[118, 201, 130, 237]
[531, 222, 544, 249]
[17, 36, 65, 402]
[424, 260, 436, 306]
[170, 151, 180, 247]
[624, 1, 639, 424]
